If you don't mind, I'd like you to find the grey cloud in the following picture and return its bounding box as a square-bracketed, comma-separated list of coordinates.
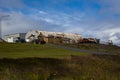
[1, 11, 62, 36]
[0, 0, 27, 10]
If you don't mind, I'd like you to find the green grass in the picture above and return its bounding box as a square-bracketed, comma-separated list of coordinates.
[0, 43, 87, 58]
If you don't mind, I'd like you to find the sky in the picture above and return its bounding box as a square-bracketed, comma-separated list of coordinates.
[0, 0, 120, 45]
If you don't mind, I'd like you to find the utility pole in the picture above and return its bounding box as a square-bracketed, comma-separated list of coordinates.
[0, 15, 9, 39]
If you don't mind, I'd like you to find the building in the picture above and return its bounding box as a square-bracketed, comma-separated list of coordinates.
[25, 30, 82, 44]
[4, 33, 26, 43]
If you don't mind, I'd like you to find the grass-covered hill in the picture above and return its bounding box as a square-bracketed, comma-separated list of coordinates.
[0, 43, 87, 58]
[0, 43, 120, 80]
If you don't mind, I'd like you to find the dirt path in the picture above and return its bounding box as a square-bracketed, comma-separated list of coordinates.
[49, 44, 109, 54]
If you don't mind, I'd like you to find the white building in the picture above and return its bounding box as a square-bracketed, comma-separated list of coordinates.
[4, 33, 26, 43]
[25, 30, 82, 43]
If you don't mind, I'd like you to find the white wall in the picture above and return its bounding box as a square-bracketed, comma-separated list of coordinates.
[7, 37, 14, 43]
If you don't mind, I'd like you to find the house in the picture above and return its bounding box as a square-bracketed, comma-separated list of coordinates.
[4, 33, 26, 43]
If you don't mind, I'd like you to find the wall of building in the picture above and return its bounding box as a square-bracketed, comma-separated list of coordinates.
[4, 33, 26, 43]
[25, 30, 82, 43]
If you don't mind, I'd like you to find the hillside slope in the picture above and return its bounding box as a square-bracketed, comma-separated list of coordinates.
[0, 43, 87, 58]
[0, 43, 120, 80]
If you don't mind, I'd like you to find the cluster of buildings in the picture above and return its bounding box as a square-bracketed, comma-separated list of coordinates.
[3, 30, 100, 44]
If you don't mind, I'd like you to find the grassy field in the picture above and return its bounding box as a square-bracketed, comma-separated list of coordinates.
[0, 43, 87, 58]
[0, 43, 120, 80]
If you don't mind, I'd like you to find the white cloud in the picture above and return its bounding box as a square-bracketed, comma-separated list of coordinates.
[1, 11, 63, 35]
[103, 28, 120, 33]
[39, 11, 47, 14]
[91, 27, 120, 46]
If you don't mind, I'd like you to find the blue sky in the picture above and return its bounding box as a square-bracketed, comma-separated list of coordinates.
[0, 0, 120, 45]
